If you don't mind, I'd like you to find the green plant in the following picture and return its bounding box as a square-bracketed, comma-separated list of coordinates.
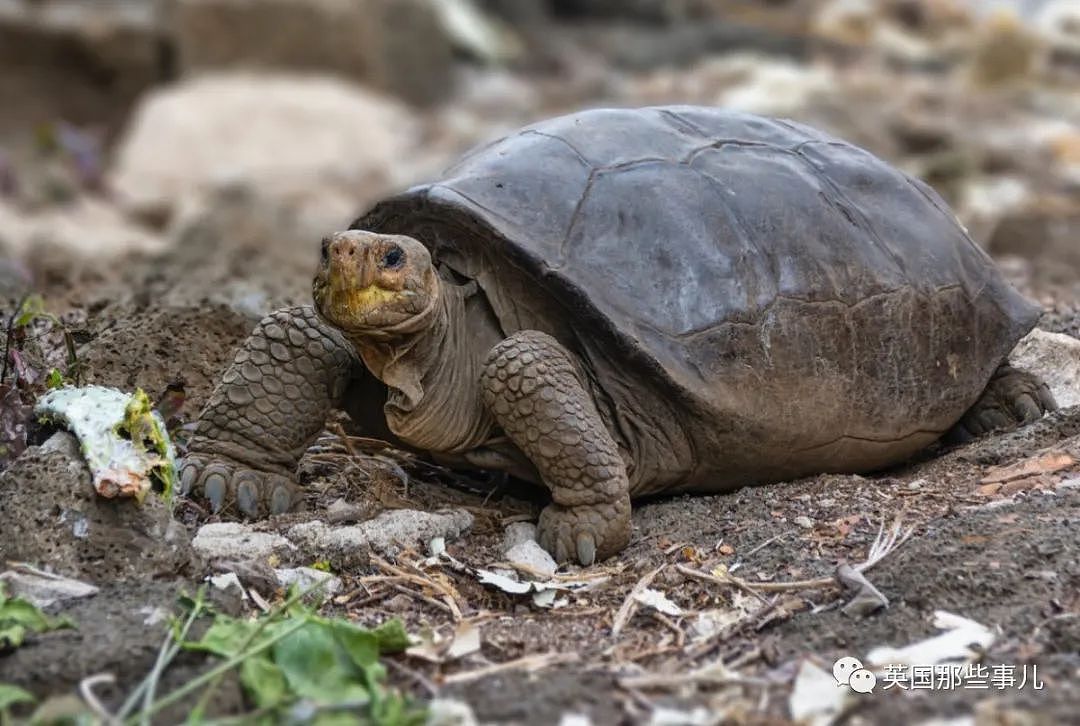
[112, 585, 424, 725]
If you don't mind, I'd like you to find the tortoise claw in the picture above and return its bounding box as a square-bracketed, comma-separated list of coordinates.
[180, 451, 298, 519]
[203, 471, 228, 512]
[179, 463, 199, 495]
[537, 500, 630, 566]
[576, 533, 596, 567]
[270, 484, 294, 515]
[236, 478, 260, 518]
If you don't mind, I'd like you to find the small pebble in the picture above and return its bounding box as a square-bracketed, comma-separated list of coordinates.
[794, 515, 814, 529]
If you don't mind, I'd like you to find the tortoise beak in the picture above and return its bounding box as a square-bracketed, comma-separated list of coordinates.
[314, 231, 412, 329]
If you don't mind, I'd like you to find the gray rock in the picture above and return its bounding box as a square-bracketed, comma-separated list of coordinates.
[110, 74, 424, 236]
[504, 540, 557, 579]
[1010, 328, 1080, 408]
[0, 579, 245, 722]
[286, 508, 474, 561]
[0, 0, 167, 138]
[191, 522, 294, 562]
[0, 432, 191, 583]
[0, 569, 98, 608]
[275, 566, 343, 597]
[501, 521, 538, 552]
[170, 0, 456, 106]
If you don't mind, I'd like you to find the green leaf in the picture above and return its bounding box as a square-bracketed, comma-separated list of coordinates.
[239, 656, 288, 709]
[332, 620, 379, 668]
[371, 620, 410, 654]
[13, 295, 45, 328]
[0, 599, 52, 630]
[0, 623, 27, 649]
[273, 621, 369, 705]
[311, 712, 366, 726]
[0, 683, 35, 710]
[186, 616, 260, 657]
[45, 368, 64, 389]
[0, 585, 73, 649]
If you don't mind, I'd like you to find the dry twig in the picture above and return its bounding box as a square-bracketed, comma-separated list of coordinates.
[612, 565, 665, 637]
[442, 652, 578, 685]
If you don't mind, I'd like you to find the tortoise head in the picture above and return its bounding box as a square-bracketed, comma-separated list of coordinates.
[313, 230, 439, 333]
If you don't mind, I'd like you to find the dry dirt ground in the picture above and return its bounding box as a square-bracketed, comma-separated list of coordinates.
[0, 219, 1077, 725]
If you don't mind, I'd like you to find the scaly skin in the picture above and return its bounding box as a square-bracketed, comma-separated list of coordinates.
[179, 306, 356, 517]
[948, 364, 1058, 443]
[480, 330, 631, 565]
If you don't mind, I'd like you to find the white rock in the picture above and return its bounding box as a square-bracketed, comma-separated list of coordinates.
[501, 521, 538, 552]
[274, 566, 343, 597]
[715, 55, 835, 117]
[789, 659, 851, 726]
[0, 197, 166, 258]
[504, 540, 557, 579]
[427, 698, 479, 726]
[1036, 0, 1080, 56]
[1010, 328, 1080, 408]
[794, 515, 814, 529]
[110, 73, 424, 221]
[286, 509, 473, 558]
[0, 570, 98, 608]
[191, 522, 294, 562]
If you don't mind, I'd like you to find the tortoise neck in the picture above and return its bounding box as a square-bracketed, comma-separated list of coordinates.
[349, 283, 494, 453]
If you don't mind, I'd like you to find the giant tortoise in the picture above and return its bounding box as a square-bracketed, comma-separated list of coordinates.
[179, 106, 1055, 565]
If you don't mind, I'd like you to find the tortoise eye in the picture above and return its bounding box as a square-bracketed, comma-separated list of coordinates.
[381, 246, 405, 269]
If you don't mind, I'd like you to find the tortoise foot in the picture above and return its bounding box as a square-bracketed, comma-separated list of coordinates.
[179, 452, 297, 518]
[949, 365, 1058, 443]
[537, 497, 631, 566]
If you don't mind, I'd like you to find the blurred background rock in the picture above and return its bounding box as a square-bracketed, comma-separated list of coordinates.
[0, 0, 1078, 314]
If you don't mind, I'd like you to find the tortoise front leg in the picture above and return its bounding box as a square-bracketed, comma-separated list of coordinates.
[180, 306, 357, 517]
[480, 331, 631, 565]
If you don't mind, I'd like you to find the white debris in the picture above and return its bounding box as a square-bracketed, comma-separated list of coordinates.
[558, 715, 593, 726]
[633, 587, 683, 617]
[207, 572, 246, 597]
[648, 706, 716, 726]
[192, 522, 294, 562]
[476, 568, 532, 595]
[430, 0, 521, 63]
[474, 566, 598, 609]
[866, 611, 995, 667]
[794, 515, 814, 529]
[789, 659, 852, 726]
[0, 569, 98, 608]
[444, 621, 482, 660]
[35, 386, 177, 501]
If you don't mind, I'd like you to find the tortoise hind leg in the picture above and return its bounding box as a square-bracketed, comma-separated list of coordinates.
[946, 364, 1057, 444]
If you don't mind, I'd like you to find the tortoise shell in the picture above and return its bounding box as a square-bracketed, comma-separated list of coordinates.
[355, 106, 1038, 488]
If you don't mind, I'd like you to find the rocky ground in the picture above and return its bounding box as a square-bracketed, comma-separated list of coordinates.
[1, 1, 1079, 724]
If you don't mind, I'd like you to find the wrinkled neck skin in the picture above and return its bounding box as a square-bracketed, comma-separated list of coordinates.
[342, 280, 495, 454]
